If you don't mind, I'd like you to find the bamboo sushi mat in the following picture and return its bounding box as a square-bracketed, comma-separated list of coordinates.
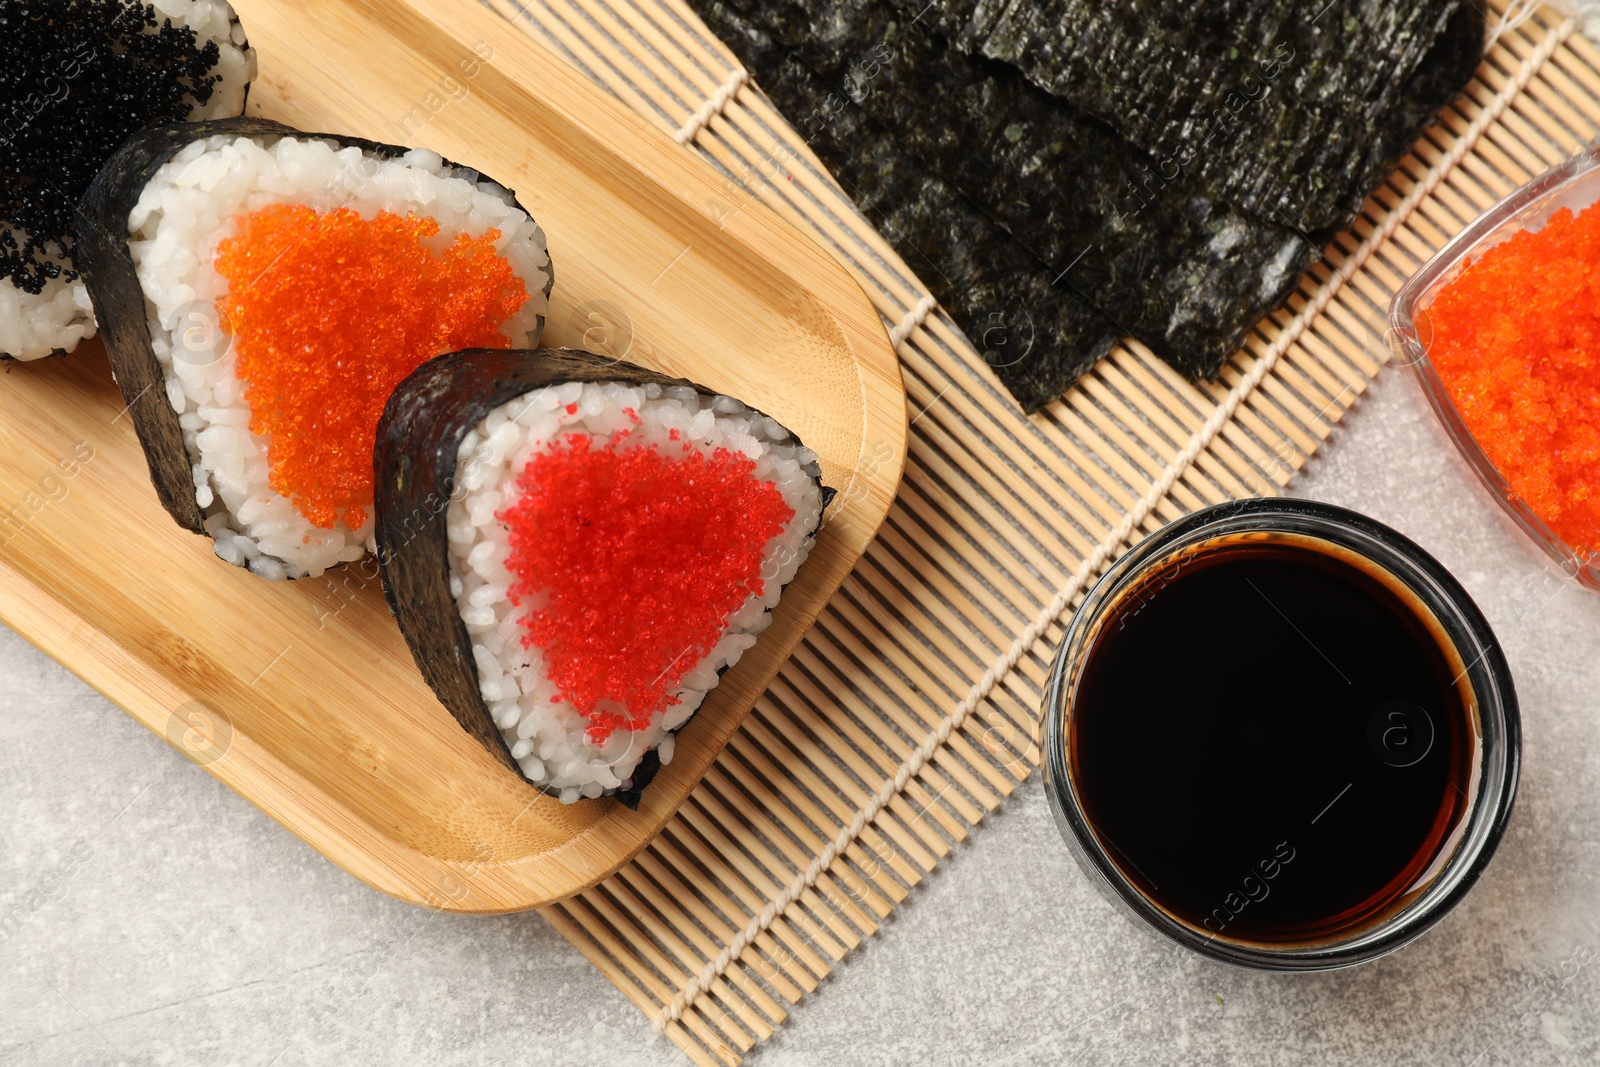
[476, 2, 1594, 1061]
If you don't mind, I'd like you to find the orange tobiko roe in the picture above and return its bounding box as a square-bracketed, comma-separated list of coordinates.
[214, 204, 528, 530]
[500, 428, 795, 743]
[1426, 201, 1600, 557]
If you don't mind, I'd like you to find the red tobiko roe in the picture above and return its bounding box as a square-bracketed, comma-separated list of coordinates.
[215, 204, 527, 530]
[1427, 201, 1600, 557]
[499, 432, 795, 743]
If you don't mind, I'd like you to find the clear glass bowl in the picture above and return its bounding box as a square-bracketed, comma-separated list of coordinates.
[1043, 498, 1520, 971]
[1389, 147, 1600, 590]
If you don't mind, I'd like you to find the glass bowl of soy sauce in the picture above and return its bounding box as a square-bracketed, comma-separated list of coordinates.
[1043, 498, 1519, 970]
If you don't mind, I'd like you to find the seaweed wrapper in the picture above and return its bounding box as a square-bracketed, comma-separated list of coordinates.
[1334, 1, 1484, 231]
[702, 3, 1116, 409]
[706, 0, 1312, 377]
[918, 0, 1464, 233]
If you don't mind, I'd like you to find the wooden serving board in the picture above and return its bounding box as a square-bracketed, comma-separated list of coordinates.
[0, 0, 904, 911]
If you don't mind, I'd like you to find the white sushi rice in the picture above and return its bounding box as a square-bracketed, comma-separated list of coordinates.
[448, 382, 824, 802]
[1, 0, 256, 360]
[129, 132, 551, 579]
[0, 253, 96, 361]
[149, 0, 257, 122]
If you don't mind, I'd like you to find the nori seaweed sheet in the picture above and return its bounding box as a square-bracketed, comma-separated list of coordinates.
[912, 0, 1464, 233]
[374, 347, 832, 808]
[76, 116, 550, 547]
[704, 3, 1117, 409]
[1336, 0, 1484, 228]
[702, 0, 1314, 378]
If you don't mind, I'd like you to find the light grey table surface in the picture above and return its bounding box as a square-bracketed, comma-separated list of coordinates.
[12, 15, 1600, 1065]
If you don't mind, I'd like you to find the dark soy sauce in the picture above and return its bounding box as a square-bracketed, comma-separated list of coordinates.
[1070, 537, 1476, 943]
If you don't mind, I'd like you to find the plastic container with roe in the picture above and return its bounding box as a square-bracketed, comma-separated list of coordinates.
[1391, 147, 1600, 591]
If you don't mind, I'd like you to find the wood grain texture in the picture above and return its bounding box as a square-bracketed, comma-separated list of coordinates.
[0, 0, 904, 910]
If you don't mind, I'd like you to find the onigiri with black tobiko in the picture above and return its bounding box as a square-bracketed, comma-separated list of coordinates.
[1, 0, 256, 360]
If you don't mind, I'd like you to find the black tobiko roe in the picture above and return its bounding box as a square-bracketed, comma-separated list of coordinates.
[1, 0, 222, 294]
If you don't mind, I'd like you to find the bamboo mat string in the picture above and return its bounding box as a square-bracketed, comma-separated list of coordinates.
[673, 66, 748, 144]
[649, 12, 1576, 1034]
[1492, 0, 1557, 46]
[887, 295, 937, 349]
